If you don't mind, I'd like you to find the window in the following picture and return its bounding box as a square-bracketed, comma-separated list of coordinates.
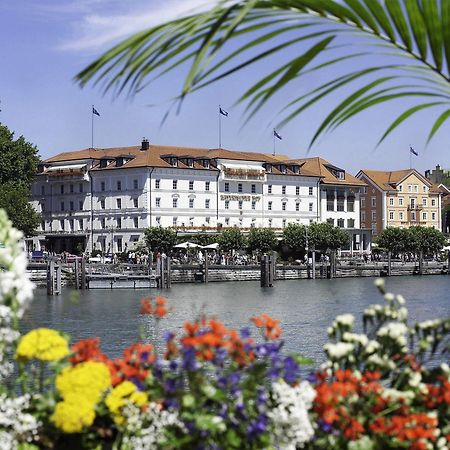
[347, 218, 355, 228]
[361, 198, 366, 208]
[173, 180, 178, 190]
[432, 212, 436, 220]
[399, 212, 404, 221]
[251, 200, 256, 210]
[155, 179, 160, 189]
[282, 219, 287, 228]
[60, 220, 65, 231]
[268, 201, 272, 211]
[173, 217, 177, 226]
[117, 181, 122, 191]
[60, 201, 65, 211]
[101, 218, 106, 229]
[282, 201, 286, 211]
[414, 185, 418, 193]
[60, 185, 64, 195]
[422, 198, 427, 206]
[238, 200, 243, 210]
[70, 201, 74, 211]
[225, 182, 229, 192]
[309, 186, 313, 196]
[133, 198, 138, 208]
[282, 185, 286, 195]
[296, 202, 300, 212]
[399, 197, 404, 206]
[422, 212, 427, 221]
[296, 186, 300, 196]
[156, 217, 161, 225]
[100, 199, 105, 209]
[189, 180, 194, 190]
[206, 217, 210, 224]
[268, 185, 272, 194]
[78, 219, 83, 230]
[225, 200, 229, 209]
[361, 211, 366, 222]
[117, 238, 123, 253]
[116, 198, 122, 209]
[251, 184, 256, 194]
[79, 201, 83, 210]
[268, 219, 273, 227]
[134, 217, 139, 228]
[327, 190, 335, 211]
[155, 198, 160, 207]
[173, 198, 178, 208]
[327, 218, 334, 225]
[189, 199, 194, 208]
[431, 199, 436, 206]
[238, 183, 243, 193]
[363, 186, 368, 194]
[337, 191, 345, 211]
[205, 199, 210, 209]
[423, 185, 427, 192]
[389, 198, 394, 206]
[79, 183, 83, 193]
[133, 179, 138, 189]
[408, 184, 412, 193]
[309, 203, 313, 212]
[389, 211, 394, 220]
[410, 198, 416, 208]
[411, 211, 416, 221]
[101, 181, 105, 192]
[371, 197, 376, 207]
[337, 218, 345, 228]
[70, 184, 74, 193]
[398, 185, 403, 192]
[205, 181, 210, 191]
[116, 218, 122, 229]
[69, 220, 75, 232]
[40, 185, 45, 195]
[225, 218, 230, 226]
[371, 211, 376, 220]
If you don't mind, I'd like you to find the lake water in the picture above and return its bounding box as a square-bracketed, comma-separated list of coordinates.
[23, 276, 449, 365]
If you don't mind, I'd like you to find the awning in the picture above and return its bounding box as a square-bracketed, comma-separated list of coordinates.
[45, 164, 87, 172]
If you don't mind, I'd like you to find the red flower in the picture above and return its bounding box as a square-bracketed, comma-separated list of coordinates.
[70, 337, 108, 364]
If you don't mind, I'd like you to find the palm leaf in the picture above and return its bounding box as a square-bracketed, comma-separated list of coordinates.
[427, 108, 450, 143]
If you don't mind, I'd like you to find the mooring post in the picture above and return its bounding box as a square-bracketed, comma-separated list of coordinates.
[74, 260, 79, 290]
[204, 256, 209, 284]
[311, 247, 316, 280]
[271, 251, 277, 281]
[166, 257, 171, 288]
[448, 252, 450, 275]
[80, 257, 86, 290]
[260, 254, 271, 287]
[330, 251, 335, 279]
[387, 251, 392, 277]
[47, 259, 54, 295]
[418, 250, 423, 275]
[55, 261, 62, 294]
[267, 254, 274, 287]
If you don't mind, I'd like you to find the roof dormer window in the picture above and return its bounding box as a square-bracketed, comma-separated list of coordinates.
[280, 164, 287, 174]
[171, 157, 177, 167]
[290, 165, 300, 174]
[187, 158, 193, 168]
[264, 163, 272, 173]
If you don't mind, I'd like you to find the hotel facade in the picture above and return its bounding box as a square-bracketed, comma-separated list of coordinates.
[30, 140, 370, 254]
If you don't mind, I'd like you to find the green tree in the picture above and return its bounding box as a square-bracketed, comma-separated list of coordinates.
[217, 228, 247, 252]
[0, 183, 41, 237]
[247, 228, 277, 253]
[77, 1, 450, 147]
[144, 226, 177, 252]
[309, 222, 349, 251]
[189, 233, 219, 247]
[407, 226, 447, 256]
[376, 227, 410, 256]
[282, 223, 307, 251]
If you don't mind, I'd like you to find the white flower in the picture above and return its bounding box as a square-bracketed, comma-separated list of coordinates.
[334, 314, 355, 327]
[269, 380, 315, 449]
[324, 342, 354, 359]
[377, 323, 408, 347]
[364, 340, 380, 355]
[408, 371, 422, 388]
[384, 293, 395, 302]
[342, 332, 368, 347]
[374, 278, 385, 288]
[396, 295, 406, 305]
[397, 307, 408, 321]
[440, 363, 450, 374]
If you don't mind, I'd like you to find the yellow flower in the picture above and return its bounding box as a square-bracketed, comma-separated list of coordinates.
[16, 328, 69, 361]
[52, 399, 95, 433]
[56, 361, 111, 405]
[105, 381, 148, 424]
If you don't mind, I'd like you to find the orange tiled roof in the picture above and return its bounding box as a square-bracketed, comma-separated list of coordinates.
[359, 169, 432, 191]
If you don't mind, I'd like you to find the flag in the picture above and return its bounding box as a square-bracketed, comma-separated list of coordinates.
[219, 106, 228, 117]
[410, 146, 418, 156]
[92, 106, 100, 117]
[274, 129, 282, 140]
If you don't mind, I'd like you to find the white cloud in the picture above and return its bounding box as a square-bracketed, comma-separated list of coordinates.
[57, 0, 216, 53]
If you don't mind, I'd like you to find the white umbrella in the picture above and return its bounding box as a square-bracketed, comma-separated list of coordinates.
[202, 243, 219, 249]
[174, 242, 200, 249]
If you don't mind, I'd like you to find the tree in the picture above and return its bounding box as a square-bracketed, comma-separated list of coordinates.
[77, 1, 450, 147]
[0, 183, 41, 237]
[217, 228, 246, 252]
[282, 223, 307, 251]
[308, 222, 349, 251]
[376, 227, 410, 256]
[189, 233, 219, 247]
[407, 226, 447, 256]
[247, 228, 277, 253]
[144, 227, 177, 252]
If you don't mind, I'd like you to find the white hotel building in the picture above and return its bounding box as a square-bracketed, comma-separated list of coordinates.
[30, 140, 370, 254]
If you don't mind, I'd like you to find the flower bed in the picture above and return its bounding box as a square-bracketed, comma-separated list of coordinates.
[0, 209, 449, 449]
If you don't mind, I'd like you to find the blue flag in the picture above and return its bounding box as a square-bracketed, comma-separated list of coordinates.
[92, 106, 100, 117]
[410, 146, 418, 156]
[219, 106, 228, 117]
[274, 129, 282, 140]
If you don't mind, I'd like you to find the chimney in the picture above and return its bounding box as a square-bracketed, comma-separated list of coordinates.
[141, 138, 149, 151]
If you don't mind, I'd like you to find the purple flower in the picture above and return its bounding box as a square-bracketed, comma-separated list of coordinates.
[169, 359, 178, 371]
[306, 372, 318, 384]
[164, 397, 180, 410]
[283, 356, 300, 384]
[240, 327, 251, 339]
[182, 347, 198, 372]
[247, 414, 268, 439]
[318, 419, 333, 433]
[163, 331, 175, 342]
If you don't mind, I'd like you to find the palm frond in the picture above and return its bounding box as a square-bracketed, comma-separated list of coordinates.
[76, 0, 450, 147]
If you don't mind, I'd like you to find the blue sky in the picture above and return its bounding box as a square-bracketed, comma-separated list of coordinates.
[0, 0, 448, 174]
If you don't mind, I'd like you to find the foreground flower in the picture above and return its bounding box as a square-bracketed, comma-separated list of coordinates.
[106, 380, 148, 424]
[52, 399, 96, 433]
[16, 328, 69, 361]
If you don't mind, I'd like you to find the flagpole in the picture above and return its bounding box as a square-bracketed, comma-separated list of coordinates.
[409, 145, 412, 169]
[91, 105, 94, 149]
[218, 105, 222, 149]
[272, 129, 275, 156]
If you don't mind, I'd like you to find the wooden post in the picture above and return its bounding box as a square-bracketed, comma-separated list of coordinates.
[330, 251, 335, 279]
[204, 256, 209, 284]
[80, 257, 86, 290]
[306, 253, 311, 279]
[260, 254, 273, 287]
[166, 257, 171, 288]
[268, 254, 274, 287]
[271, 251, 277, 281]
[47, 259, 54, 295]
[74, 260, 79, 289]
[418, 250, 423, 275]
[311, 247, 316, 280]
[387, 251, 392, 277]
[160, 256, 165, 289]
[448, 251, 450, 275]
[55, 261, 62, 294]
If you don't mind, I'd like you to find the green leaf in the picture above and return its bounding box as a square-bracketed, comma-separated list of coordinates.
[427, 108, 450, 144]
[226, 429, 242, 448]
[343, 0, 380, 34]
[421, 0, 443, 71]
[405, 0, 427, 60]
[293, 354, 315, 365]
[441, 0, 450, 76]
[362, 0, 396, 41]
[385, 0, 412, 50]
[182, 393, 196, 408]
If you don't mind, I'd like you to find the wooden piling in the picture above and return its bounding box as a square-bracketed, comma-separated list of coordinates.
[80, 258, 86, 290]
[418, 250, 423, 275]
[204, 256, 209, 284]
[74, 260, 79, 289]
[387, 251, 392, 277]
[311, 247, 316, 280]
[46, 259, 54, 295]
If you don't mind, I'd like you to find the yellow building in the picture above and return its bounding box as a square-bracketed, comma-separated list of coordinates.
[356, 169, 442, 235]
